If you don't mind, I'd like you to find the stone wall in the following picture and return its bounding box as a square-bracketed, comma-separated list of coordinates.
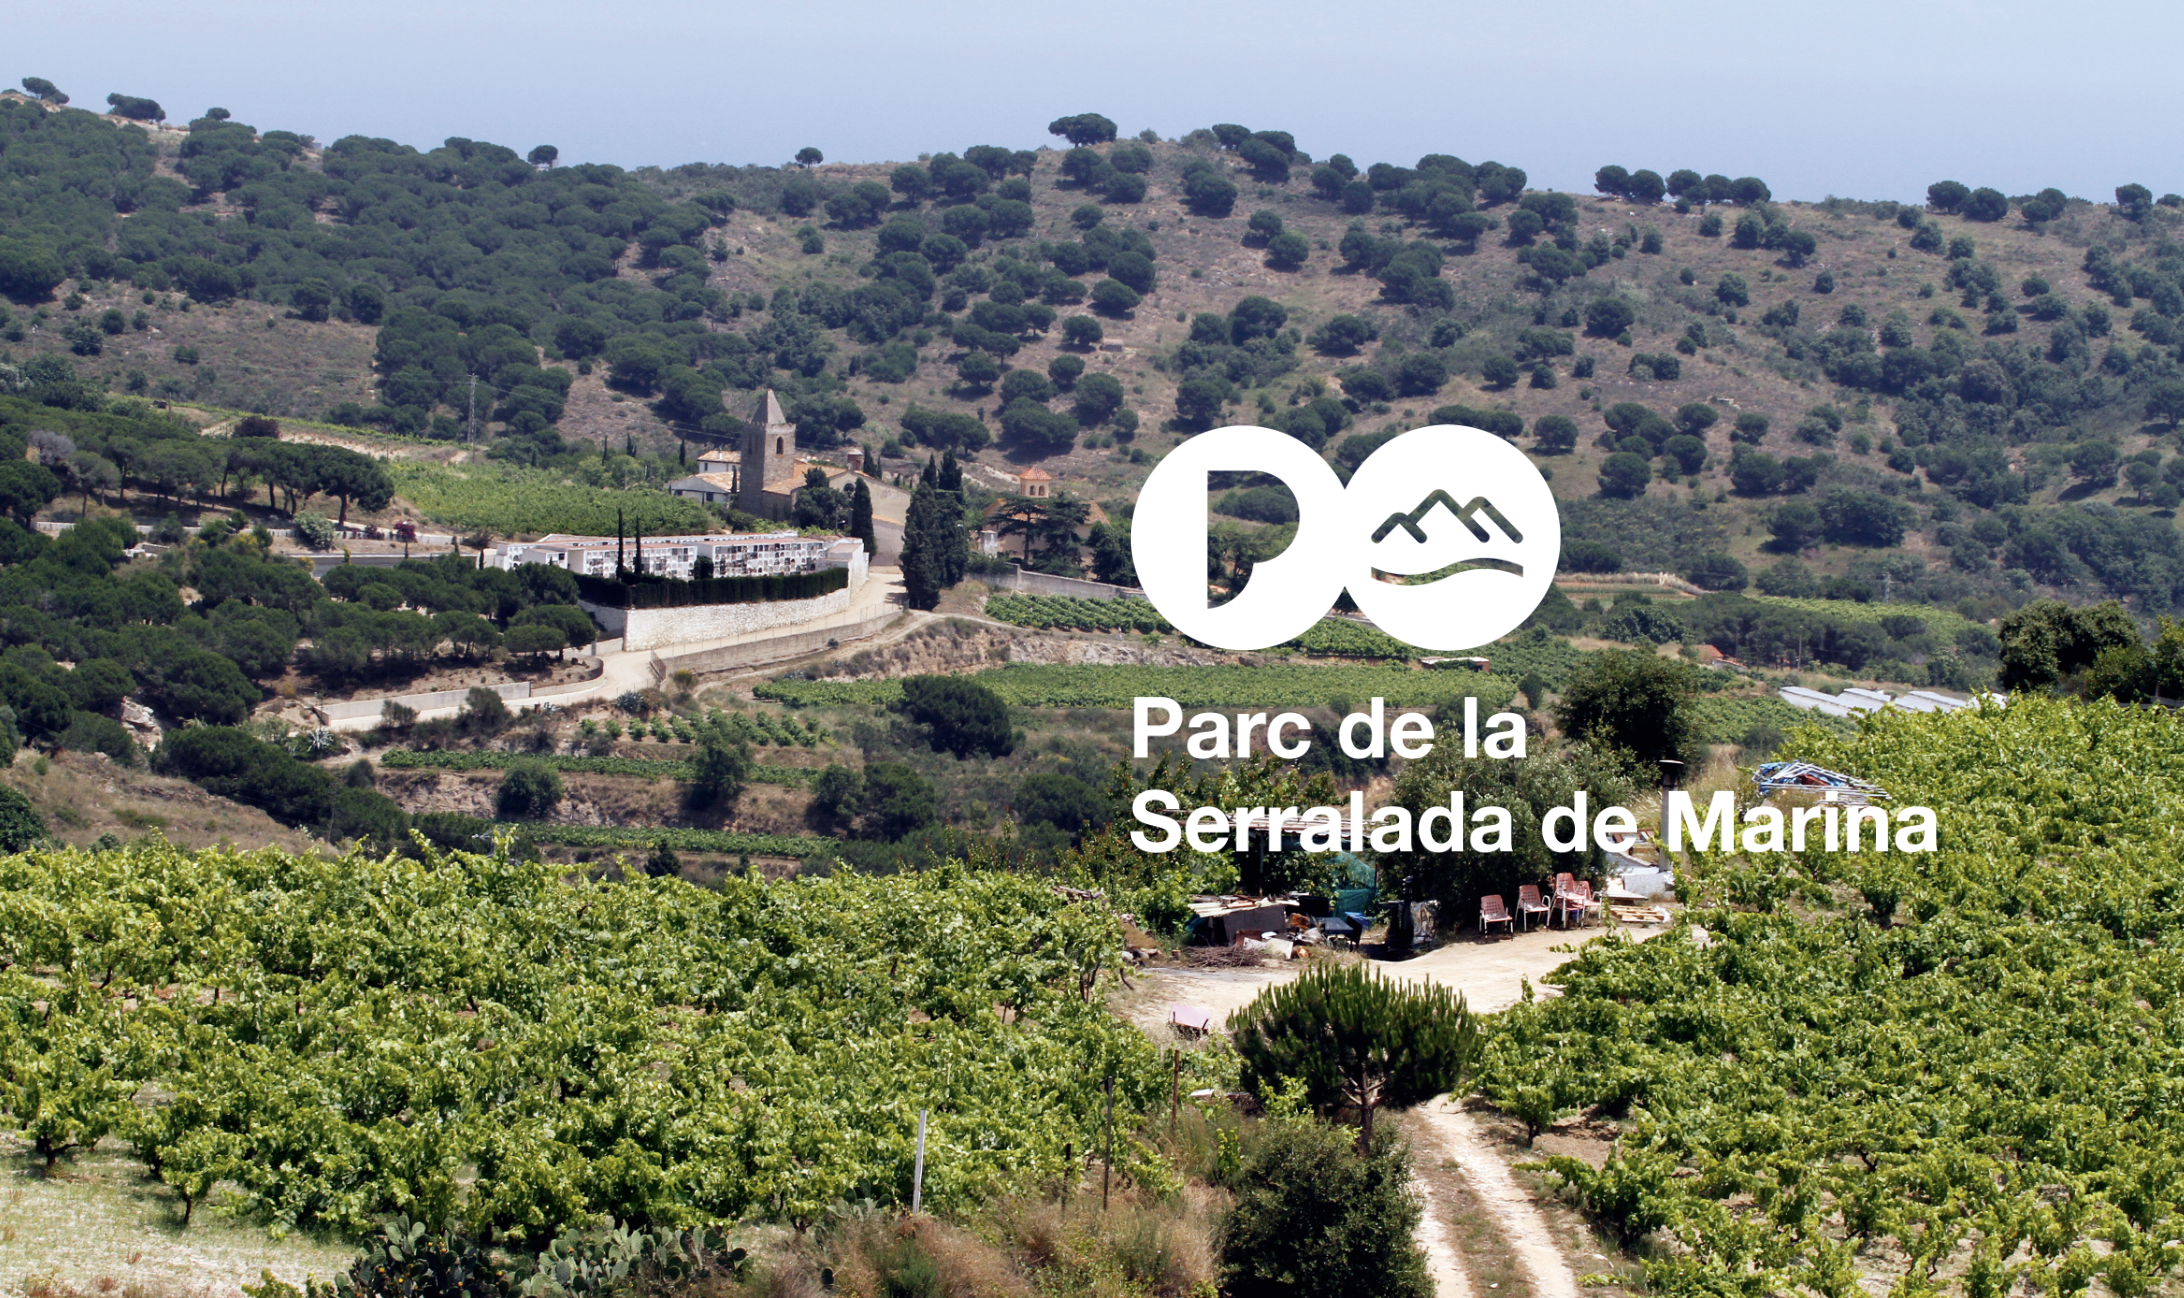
[582, 584, 856, 653]
[984, 567, 1144, 601]
[318, 655, 609, 729]
[649, 609, 902, 677]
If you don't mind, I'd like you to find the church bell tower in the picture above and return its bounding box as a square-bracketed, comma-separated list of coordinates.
[739, 389, 795, 518]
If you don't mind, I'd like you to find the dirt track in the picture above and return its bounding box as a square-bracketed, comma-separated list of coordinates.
[1128, 923, 1664, 1298]
[1127, 922, 1653, 1034]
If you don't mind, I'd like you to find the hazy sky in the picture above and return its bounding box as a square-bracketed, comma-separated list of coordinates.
[10, 0, 2178, 203]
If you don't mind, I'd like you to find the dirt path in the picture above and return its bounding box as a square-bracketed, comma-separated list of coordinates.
[1412, 1099, 1579, 1298]
[1126, 924, 1651, 1034]
[1409, 1141, 1476, 1298]
[1129, 925, 1660, 1298]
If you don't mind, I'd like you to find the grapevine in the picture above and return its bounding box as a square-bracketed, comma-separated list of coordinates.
[1482, 693, 2184, 1296]
[378, 749, 814, 785]
[0, 842, 1204, 1244]
[759, 663, 1524, 711]
[386, 460, 715, 537]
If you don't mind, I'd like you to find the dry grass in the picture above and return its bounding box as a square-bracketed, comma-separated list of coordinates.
[8, 292, 379, 421]
[0, 1141, 355, 1297]
[803, 1186, 1222, 1298]
[0, 752, 319, 856]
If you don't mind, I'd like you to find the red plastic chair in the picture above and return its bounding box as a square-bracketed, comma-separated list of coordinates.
[1551, 872, 1579, 927]
[1516, 884, 1552, 931]
[1564, 881, 1600, 928]
[1479, 895, 1515, 936]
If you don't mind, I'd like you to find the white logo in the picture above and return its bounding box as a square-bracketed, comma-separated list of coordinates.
[1132, 424, 1560, 651]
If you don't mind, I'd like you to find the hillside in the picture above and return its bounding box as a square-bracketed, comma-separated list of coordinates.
[4, 91, 2184, 631]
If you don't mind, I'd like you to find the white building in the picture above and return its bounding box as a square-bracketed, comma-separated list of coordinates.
[492, 531, 867, 589]
[667, 447, 743, 506]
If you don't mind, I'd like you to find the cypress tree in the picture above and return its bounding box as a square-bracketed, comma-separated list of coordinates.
[901, 484, 947, 609]
[938, 487, 968, 587]
[849, 478, 876, 556]
[939, 449, 962, 493]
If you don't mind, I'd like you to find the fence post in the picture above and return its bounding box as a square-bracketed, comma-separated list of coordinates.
[912, 1108, 928, 1214]
[1101, 1074, 1114, 1212]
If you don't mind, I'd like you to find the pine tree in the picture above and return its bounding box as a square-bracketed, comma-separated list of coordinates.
[849, 478, 876, 556]
[1232, 963, 1479, 1152]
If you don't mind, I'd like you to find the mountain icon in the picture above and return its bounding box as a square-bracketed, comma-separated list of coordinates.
[1367, 491, 1526, 580]
[1371, 490, 1524, 546]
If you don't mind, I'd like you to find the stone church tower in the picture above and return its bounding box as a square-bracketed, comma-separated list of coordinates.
[739, 390, 795, 518]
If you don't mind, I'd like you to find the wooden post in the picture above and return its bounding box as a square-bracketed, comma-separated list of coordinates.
[1102, 1074, 1114, 1212]
[1170, 1049, 1181, 1139]
[912, 1108, 928, 1214]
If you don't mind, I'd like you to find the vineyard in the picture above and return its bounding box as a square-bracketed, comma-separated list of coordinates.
[515, 823, 838, 856]
[759, 662, 1524, 711]
[981, 594, 1558, 664]
[0, 843, 1193, 1244]
[380, 749, 816, 786]
[572, 707, 829, 748]
[983, 594, 1174, 636]
[1484, 693, 2184, 1296]
[386, 460, 715, 537]
[1745, 595, 1986, 644]
[1689, 692, 1843, 745]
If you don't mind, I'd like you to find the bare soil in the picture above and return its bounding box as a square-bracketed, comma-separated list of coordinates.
[0, 750, 320, 855]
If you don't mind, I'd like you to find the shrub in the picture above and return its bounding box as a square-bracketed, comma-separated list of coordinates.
[1598, 452, 1651, 499]
[1683, 552, 1748, 591]
[1584, 298, 1635, 337]
[0, 784, 46, 851]
[1532, 414, 1579, 454]
[898, 675, 1013, 758]
[1220, 1119, 1433, 1298]
[155, 726, 336, 827]
[1013, 772, 1108, 838]
[495, 758, 563, 820]
[1555, 650, 1706, 776]
[1561, 539, 1622, 573]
